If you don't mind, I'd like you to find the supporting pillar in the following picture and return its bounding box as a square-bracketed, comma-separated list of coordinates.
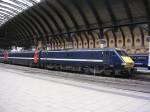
[148, 36, 150, 70]
[99, 29, 106, 48]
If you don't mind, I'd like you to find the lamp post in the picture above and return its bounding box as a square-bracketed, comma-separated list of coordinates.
[100, 39, 106, 48]
[148, 36, 150, 70]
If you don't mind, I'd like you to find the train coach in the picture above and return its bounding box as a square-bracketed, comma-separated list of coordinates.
[130, 54, 149, 68]
[0, 48, 135, 76]
[0, 50, 39, 66]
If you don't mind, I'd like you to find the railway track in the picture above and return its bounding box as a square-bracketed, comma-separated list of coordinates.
[0, 63, 150, 93]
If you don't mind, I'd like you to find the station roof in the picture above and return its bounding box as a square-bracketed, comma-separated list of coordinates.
[0, 0, 41, 26]
[0, 0, 150, 48]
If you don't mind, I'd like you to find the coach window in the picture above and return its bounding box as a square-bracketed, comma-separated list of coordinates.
[138, 56, 146, 61]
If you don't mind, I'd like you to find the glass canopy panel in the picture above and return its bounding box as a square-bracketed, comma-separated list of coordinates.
[0, 3, 22, 12]
[0, 0, 41, 26]
[0, 7, 17, 14]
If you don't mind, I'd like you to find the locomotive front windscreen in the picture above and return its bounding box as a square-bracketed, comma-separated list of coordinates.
[116, 50, 134, 67]
[116, 50, 128, 56]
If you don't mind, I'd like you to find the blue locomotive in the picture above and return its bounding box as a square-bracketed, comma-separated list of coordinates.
[130, 54, 149, 67]
[0, 48, 135, 76]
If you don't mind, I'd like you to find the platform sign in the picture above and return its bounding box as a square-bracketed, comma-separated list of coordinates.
[148, 36, 150, 70]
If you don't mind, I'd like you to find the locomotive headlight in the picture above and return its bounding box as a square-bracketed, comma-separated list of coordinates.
[121, 63, 127, 66]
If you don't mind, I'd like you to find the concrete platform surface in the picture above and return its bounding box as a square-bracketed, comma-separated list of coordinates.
[0, 66, 150, 112]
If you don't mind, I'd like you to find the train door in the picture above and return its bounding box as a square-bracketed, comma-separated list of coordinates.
[109, 51, 115, 66]
[101, 51, 115, 75]
[113, 51, 123, 69]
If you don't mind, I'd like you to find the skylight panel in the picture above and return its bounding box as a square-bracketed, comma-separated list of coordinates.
[0, 0, 41, 26]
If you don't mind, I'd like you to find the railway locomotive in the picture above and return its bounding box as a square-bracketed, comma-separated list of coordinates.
[0, 48, 135, 76]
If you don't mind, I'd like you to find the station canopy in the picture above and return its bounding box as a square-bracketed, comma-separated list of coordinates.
[0, 0, 150, 48]
[0, 0, 41, 26]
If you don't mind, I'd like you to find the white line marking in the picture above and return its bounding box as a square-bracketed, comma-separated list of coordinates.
[41, 58, 103, 62]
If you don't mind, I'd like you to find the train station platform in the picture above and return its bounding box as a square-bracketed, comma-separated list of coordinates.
[0, 64, 150, 112]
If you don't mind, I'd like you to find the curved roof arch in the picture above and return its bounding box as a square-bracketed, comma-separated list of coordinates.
[0, 0, 150, 48]
[0, 0, 41, 26]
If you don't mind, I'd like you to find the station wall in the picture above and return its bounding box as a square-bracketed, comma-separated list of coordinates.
[45, 26, 149, 54]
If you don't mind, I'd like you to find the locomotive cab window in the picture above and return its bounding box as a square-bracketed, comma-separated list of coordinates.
[117, 50, 128, 56]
